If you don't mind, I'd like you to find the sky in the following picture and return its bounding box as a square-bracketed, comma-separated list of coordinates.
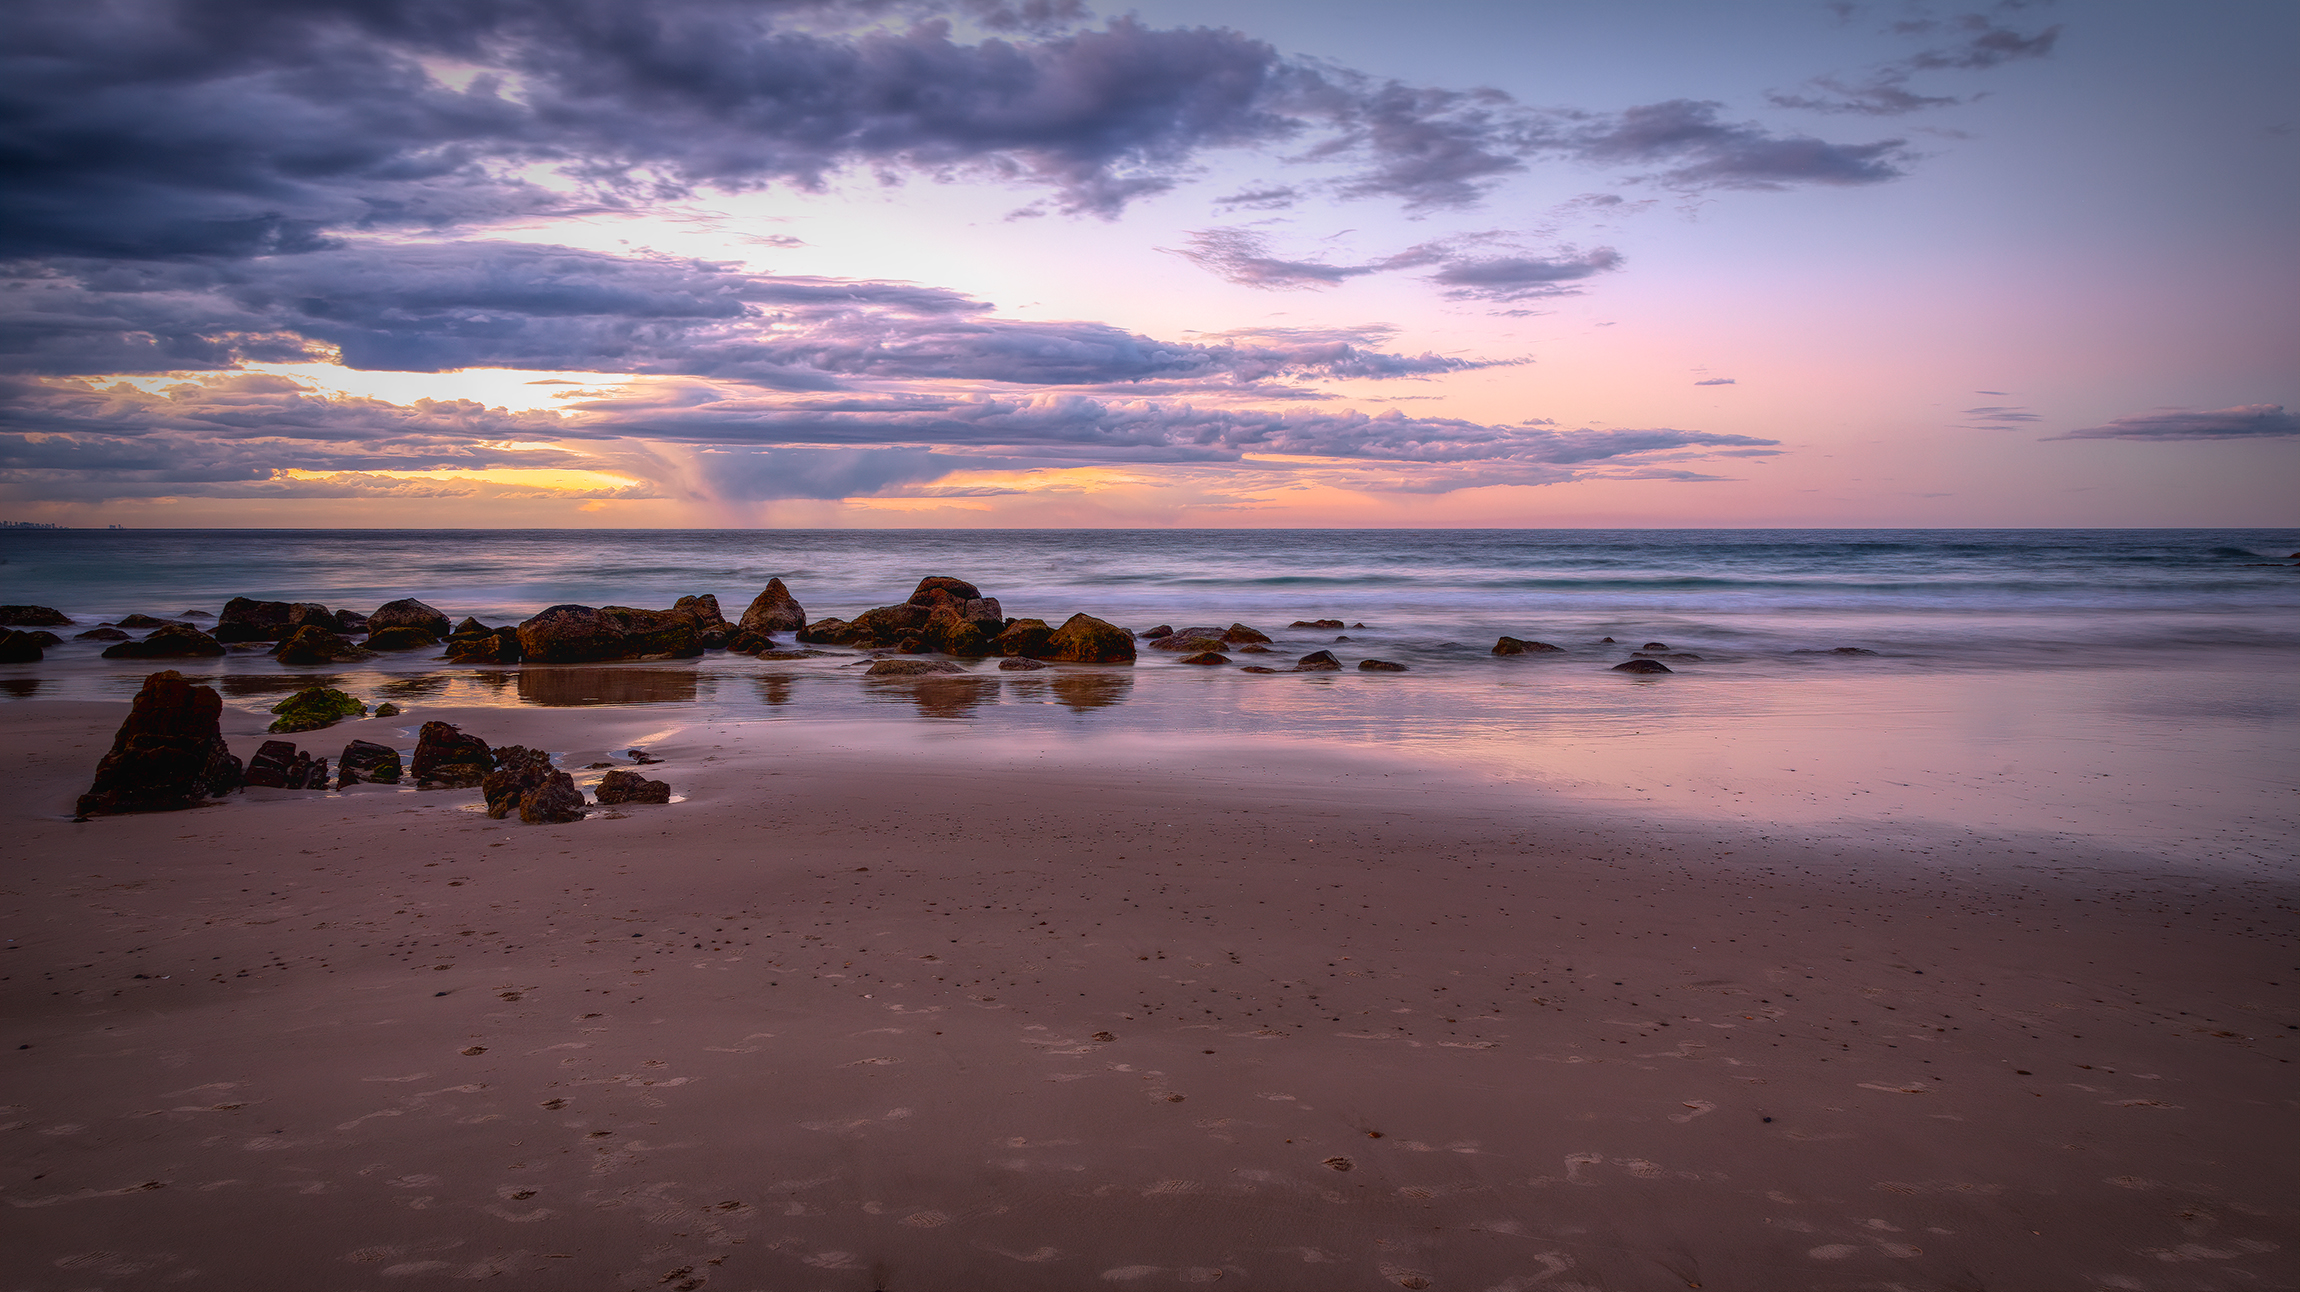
[2, 0, 2294, 528]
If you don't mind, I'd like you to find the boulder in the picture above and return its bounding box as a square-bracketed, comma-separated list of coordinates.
[411, 721, 494, 788]
[0, 630, 42, 663]
[516, 604, 702, 663]
[923, 606, 997, 657]
[336, 739, 403, 788]
[906, 577, 1000, 615]
[1179, 651, 1229, 666]
[1237, 643, 1272, 654]
[797, 616, 862, 646]
[1141, 625, 1174, 640]
[1044, 614, 1136, 664]
[738, 577, 808, 634]
[1493, 636, 1563, 655]
[443, 625, 523, 664]
[271, 625, 374, 665]
[519, 771, 588, 824]
[1150, 634, 1226, 653]
[865, 658, 966, 676]
[364, 625, 440, 651]
[75, 671, 243, 817]
[1222, 623, 1272, 644]
[101, 623, 226, 659]
[994, 618, 1055, 658]
[724, 627, 779, 654]
[115, 613, 175, 629]
[1611, 659, 1672, 674]
[1290, 618, 1344, 630]
[673, 594, 731, 649]
[997, 657, 1048, 671]
[0, 605, 72, 627]
[372, 702, 402, 718]
[25, 630, 60, 646]
[215, 597, 333, 643]
[1291, 650, 1343, 672]
[245, 739, 329, 790]
[451, 616, 489, 637]
[595, 768, 672, 805]
[1358, 659, 1408, 672]
[333, 608, 369, 633]
[849, 601, 933, 644]
[75, 627, 130, 641]
[269, 686, 367, 733]
[481, 746, 553, 818]
[367, 598, 452, 638]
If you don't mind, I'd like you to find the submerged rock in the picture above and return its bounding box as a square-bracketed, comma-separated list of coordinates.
[1641, 641, 1669, 651]
[364, 625, 440, 651]
[1291, 650, 1343, 672]
[1045, 613, 1135, 664]
[75, 627, 130, 642]
[1178, 651, 1230, 666]
[1149, 634, 1226, 653]
[0, 605, 72, 627]
[269, 686, 367, 733]
[1611, 658, 1672, 674]
[271, 625, 374, 665]
[739, 577, 807, 634]
[865, 658, 966, 676]
[367, 598, 453, 639]
[411, 721, 494, 788]
[115, 613, 175, 629]
[1358, 659, 1408, 672]
[0, 630, 42, 662]
[997, 657, 1048, 671]
[1239, 665, 1280, 674]
[1140, 625, 1174, 640]
[1290, 618, 1344, 630]
[595, 768, 671, 805]
[336, 739, 403, 788]
[101, 623, 226, 659]
[1493, 636, 1563, 655]
[75, 671, 243, 817]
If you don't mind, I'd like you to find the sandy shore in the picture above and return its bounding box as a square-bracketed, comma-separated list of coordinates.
[2, 696, 2293, 1291]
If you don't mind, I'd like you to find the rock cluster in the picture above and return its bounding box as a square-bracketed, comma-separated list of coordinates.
[75, 671, 243, 817]
[100, 622, 227, 659]
[516, 604, 705, 664]
[245, 740, 330, 789]
[411, 722, 494, 788]
[0, 606, 72, 627]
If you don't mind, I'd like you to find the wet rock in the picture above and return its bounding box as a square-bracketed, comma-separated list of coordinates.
[517, 604, 701, 663]
[75, 627, 130, 641]
[519, 771, 587, 824]
[849, 601, 932, 645]
[333, 608, 368, 633]
[271, 625, 374, 665]
[1831, 646, 1878, 655]
[595, 769, 672, 805]
[866, 658, 966, 676]
[0, 605, 72, 627]
[1492, 636, 1563, 655]
[245, 740, 329, 790]
[1611, 659, 1672, 674]
[1240, 665, 1280, 674]
[1351, 622, 1367, 629]
[411, 721, 494, 788]
[26, 631, 61, 647]
[627, 747, 663, 765]
[1141, 625, 1174, 640]
[1222, 623, 1272, 644]
[363, 625, 440, 651]
[1045, 613, 1136, 664]
[215, 597, 332, 643]
[482, 746, 553, 818]
[373, 702, 402, 717]
[1358, 659, 1408, 672]
[923, 605, 997, 657]
[673, 594, 731, 649]
[1291, 650, 1343, 672]
[1332, 635, 1352, 642]
[724, 627, 779, 654]
[1178, 651, 1230, 665]
[115, 613, 175, 629]
[1149, 634, 1226, 653]
[75, 671, 243, 817]
[450, 616, 488, 637]
[797, 616, 863, 646]
[269, 686, 367, 733]
[739, 577, 807, 634]
[994, 618, 1055, 658]
[1237, 643, 1272, 654]
[443, 625, 522, 664]
[336, 739, 403, 788]
[179, 609, 214, 620]
[756, 649, 831, 660]
[367, 598, 452, 639]
[1290, 618, 1344, 629]
[0, 630, 42, 662]
[997, 657, 1049, 670]
[1641, 641, 1669, 651]
[907, 577, 1002, 624]
[101, 623, 227, 659]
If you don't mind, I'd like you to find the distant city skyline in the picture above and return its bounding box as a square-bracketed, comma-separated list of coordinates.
[4, 0, 2294, 527]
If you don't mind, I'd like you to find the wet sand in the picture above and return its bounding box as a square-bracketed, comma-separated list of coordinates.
[2, 697, 2294, 1291]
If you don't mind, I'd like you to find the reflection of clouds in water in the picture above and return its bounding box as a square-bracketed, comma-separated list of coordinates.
[1052, 672, 1133, 713]
[517, 667, 700, 708]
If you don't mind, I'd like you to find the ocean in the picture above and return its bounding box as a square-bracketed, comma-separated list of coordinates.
[6, 528, 2297, 866]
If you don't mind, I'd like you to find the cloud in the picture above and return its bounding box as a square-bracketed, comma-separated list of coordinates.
[1168, 228, 1621, 301]
[1564, 100, 1909, 189]
[1424, 248, 1622, 301]
[1772, 10, 2063, 116]
[1694, 377, 1736, 386]
[1957, 404, 2041, 428]
[2045, 405, 2300, 442]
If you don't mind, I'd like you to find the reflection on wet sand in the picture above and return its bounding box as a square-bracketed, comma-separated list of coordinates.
[754, 675, 796, 707]
[220, 673, 342, 698]
[469, 670, 518, 692]
[377, 674, 452, 701]
[862, 673, 998, 720]
[0, 678, 38, 698]
[1051, 671, 1132, 713]
[518, 667, 701, 707]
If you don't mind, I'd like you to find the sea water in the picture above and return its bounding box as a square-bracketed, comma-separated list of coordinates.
[5, 528, 2296, 867]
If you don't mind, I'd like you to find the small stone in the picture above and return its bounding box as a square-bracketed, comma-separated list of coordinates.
[1291, 650, 1343, 672]
[373, 702, 402, 717]
[997, 657, 1049, 670]
[1357, 659, 1407, 671]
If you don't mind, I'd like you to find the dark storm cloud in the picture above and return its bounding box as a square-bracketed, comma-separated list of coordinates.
[2045, 405, 2300, 442]
[1772, 9, 2062, 116]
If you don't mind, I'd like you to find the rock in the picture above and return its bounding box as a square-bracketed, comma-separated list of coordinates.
[1149, 634, 1226, 653]
[0, 630, 42, 662]
[997, 657, 1048, 670]
[333, 608, 368, 633]
[724, 627, 779, 654]
[595, 768, 672, 805]
[1141, 625, 1174, 640]
[797, 616, 862, 646]
[443, 625, 522, 664]
[179, 609, 214, 619]
[1239, 665, 1280, 674]
[1351, 623, 1367, 629]
[1492, 636, 1563, 655]
[994, 618, 1055, 658]
[1611, 659, 1672, 674]
[1178, 651, 1230, 665]
[673, 594, 731, 649]
[26, 631, 61, 647]
[1222, 623, 1272, 644]
[0, 605, 72, 627]
[75, 671, 243, 817]
[367, 598, 453, 638]
[101, 623, 226, 659]
[849, 601, 932, 644]
[627, 747, 662, 765]
[411, 721, 493, 788]
[75, 627, 130, 641]
[269, 686, 367, 733]
[373, 702, 402, 717]
[739, 577, 808, 634]
[519, 771, 587, 823]
[1045, 613, 1136, 664]
[756, 649, 831, 660]
[1291, 650, 1343, 672]
[866, 658, 966, 676]
[516, 604, 701, 663]
[1290, 618, 1344, 629]
[1831, 646, 1878, 656]
[214, 597, 333, 643]
[481, 746, 553, 818]
[451, 616, 489, 637]
[1634, 651, 1704, 662]
[1599, 637, 1616, 643]
[1332, 635, 1351, 642]
[923, 605, 997, 657]
[336, 739, 403, 788]
[270, 625, 374, 665]
[906, 578, 1002, 625]
[115, 613, 175, 629]
[1641, 641, 1669, 651]
[1237, 643, 1272, 654]
[245, 740, 329, 790]
[364, 625, 440, 651]
[1358, 659, 1408, 671]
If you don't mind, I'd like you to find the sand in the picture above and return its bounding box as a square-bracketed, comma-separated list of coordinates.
[2, 696, 2293, 1291]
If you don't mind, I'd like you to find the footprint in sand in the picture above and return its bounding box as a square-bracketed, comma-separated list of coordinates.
[1668, 1099, 1717, 1123]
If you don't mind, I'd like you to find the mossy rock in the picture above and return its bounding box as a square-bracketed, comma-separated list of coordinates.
[269, 686, 368, 733]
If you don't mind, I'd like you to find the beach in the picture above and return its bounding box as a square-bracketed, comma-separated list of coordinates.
[4, 682, 2294, 1291]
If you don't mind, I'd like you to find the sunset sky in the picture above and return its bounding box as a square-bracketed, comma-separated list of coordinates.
[4, 0, 2294, 528]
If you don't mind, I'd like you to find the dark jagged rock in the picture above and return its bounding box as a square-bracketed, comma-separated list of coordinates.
[1290, 618, 1344, 629]
[997, 656, 1048, 671]
[1291, 650, 1343, 672]
[519, 771, 588, 823]
[595, 769, 672, 805]
[849, 601, 932, 644]
[1222, 623, 1272, 644]
[1358, 659, 1408, 671]
[75, 627, 130, 641]
[0, 605, 72, 627]
[1612, 659, 1672, 674]
[411, 721, 494, 788]
[627, 747, 662, 765]
[271, 625, 374, 665]
[336, 739, 403, 788]
[739, 577, 808, 634]
[245, 740, 329, 790]
[516, 604, 701, 663]
[673, 594, 731, 649]
[75, 671, 242, 817]
[866, 658, 965, 676]
[443, 625, 522, 664]
[215, 597, 333, 642]
[367, 598, 452, 638]
[1179, 651, 1229, 665]
[797, 616, 862, 646]
[923, 606, 997, 657]
[994, 618, 1054, 658]
[364, 625, 440, 651]
[481, 745, 553, 818]
[0, 630, 42, 662]
[101, 623, 226, 659]
[115, 613, 175, 629]
[373, 702, 402, 717]
[334, 608, 368, 633]
[1493, 636, 1563, 656]
[1045, 613, 1136, 664]
[1141, 625, 1174, 640]
[906, 578, 1002, 626]
[269, 686, 366, 733]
